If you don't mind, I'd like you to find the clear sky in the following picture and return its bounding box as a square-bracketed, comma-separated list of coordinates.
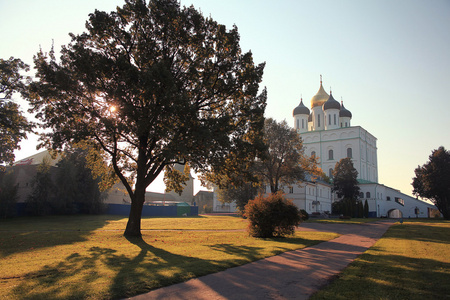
[1, 0, 449, 197]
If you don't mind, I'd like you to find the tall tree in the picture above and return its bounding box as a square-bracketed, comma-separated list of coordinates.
[412, 146, 450, 219]
[332, 157, 360, 200]
[256, 118, 320, 193]
[332, 158, 360, 217]
[28, 0, 266, 236]
[0, 57, 33, 167]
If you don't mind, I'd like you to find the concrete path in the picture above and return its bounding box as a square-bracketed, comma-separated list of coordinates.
[128, 220, 394, 300]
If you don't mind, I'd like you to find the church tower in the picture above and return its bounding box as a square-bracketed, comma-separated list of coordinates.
[293, 76, 378, 183]
[323, 92, 340, 130]
[293, 98, 310, 133]
[310, 75, 329, 131]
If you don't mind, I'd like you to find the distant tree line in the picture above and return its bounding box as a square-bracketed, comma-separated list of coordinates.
[0, 145, 116, 218]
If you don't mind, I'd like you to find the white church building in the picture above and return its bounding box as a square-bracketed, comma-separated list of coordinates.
[214, 76, 439, 218]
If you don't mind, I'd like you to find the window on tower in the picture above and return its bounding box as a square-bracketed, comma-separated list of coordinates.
[318, 115, 321, 127]
[329, 168, 333, 178]
[311, 151, 316, 158]
[347, 148, 352, 158]
[296, 119, 299, 129]
[328, 149, 334, 160]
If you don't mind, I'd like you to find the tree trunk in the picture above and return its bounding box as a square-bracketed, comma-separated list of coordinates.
[124, 187, 146, 237]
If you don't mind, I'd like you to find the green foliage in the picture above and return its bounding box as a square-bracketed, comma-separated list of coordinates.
[216, 180, 260, 214]
[210, 118, 321, 213]
[364, 199, 369, 218]
[55, 147, 110, 214]
[255, 118, 320, 193]
[0, 170, 18, 218]
[332, 158, 360, 217]
[164, 164, 191, 195]
[26, 157, 55, 216]
[413, 146, 450, 219]
[26, 146, 112, 216]
[244, 192, 302, 238]
[300, 209, 309, 221]
[0, 57, 33, 168]
[332, 158, 360, 200]
[28, 0, 266, 236]
[357, 200, 364, 218]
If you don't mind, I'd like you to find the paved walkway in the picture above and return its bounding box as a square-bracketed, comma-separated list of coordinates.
[128, 220, 394, 300]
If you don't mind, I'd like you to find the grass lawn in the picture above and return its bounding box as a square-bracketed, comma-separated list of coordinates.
[311, 219, 450, 300]
[0, 215, 338, 299]
[306, 218, 379, 224]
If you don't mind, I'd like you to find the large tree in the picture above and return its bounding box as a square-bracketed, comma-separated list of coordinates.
[28, 0, 266, 236]
[0, 57, 33, 167]
[412, 146, 450, 219]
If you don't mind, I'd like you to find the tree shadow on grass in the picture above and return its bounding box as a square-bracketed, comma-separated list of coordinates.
[386, 223, 450, 244]
[0, 215, 124, 257]
[9, 234, 258, 299]
[208, 243, 264, 262]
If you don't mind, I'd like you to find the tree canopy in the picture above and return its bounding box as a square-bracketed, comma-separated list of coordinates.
[256, 118, 319, 193]
[412, 146, 450, 219]
[0, 57, 33, 167]
[211, 118, 320, 212]
[331, 158, 360, 217]
[332, 157, 360, 200]
[28, 0, 266, 236]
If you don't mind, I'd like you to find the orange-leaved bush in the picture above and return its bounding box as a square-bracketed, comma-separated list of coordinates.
[244, 191, 302, 238]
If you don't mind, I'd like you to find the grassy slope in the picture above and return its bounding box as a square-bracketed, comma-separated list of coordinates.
[0, 215, 337, 299]
[311, 219, 450, 300]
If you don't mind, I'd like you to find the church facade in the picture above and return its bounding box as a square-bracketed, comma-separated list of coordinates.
[290, 76, 438, 218]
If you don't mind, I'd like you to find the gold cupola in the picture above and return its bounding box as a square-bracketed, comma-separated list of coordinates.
[310, 75, 329, 108]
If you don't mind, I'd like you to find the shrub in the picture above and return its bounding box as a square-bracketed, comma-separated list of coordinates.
[300, 209, 309, 221]
[244, 191, 302, 238]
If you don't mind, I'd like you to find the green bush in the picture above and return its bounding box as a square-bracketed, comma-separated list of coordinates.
[244, 191, 302, 238]
[300, 209, 309, 221]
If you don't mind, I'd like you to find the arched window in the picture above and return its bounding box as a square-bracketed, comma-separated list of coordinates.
[318, 115, 321, 127]
[328, 115, 331, 125]
[302, 119, 305, 129]
[366, 192, 371, 198]
[329, 168, 333, 178]
[296, 119, 299, 129]
[359, 192, 364, 198]
[311, 151, 316, 158]
[347, 148, 352, 158]
[328, 149, 334, 160]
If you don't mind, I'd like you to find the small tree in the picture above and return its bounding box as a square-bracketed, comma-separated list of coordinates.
[412, 146, 450, 219]
[364, 199, 369, 218]
[26, 158, 55, 216]
[244, 192, 301, 238]
[0, 170, 18, 218]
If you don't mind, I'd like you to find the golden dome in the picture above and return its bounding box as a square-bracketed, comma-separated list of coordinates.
[311, 76, 329, 108]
